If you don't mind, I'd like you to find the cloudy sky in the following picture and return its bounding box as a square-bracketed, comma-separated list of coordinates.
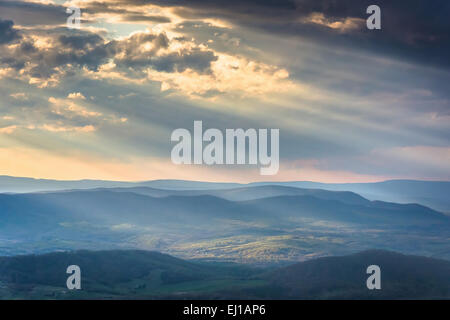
[0, 0, 449, 182]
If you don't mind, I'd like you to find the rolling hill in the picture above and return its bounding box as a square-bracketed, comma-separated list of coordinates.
[0, 249, 259, 299]
[1, 176, 449, 213]
[0, 188, 449, 263]
[268, 250, 450, 299]
[250, 180, 450, 213]
[0, 190, 447, 239]
[89, 185, 371, 205]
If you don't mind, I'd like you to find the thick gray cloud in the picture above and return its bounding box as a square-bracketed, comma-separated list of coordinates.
[0, 0, 66, 26]
[0, 19, 20, 44]
[0, 0, 171, 27]
[149, 49, 217, 73]
[2, 0, 448, 69]
[82, 1, 171, 23]
[140, 0, 450, 70]
[59, 34, 104, 50]
[0, 30, 111, 80]
[0, 0, 448, 181]
[0, 25, 218, 81]
[120, 14, 171, 23]
[109, 32, 218, 73]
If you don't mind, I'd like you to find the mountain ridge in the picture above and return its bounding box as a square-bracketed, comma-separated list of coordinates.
[1, 188, 449, 262]
[1, 176, 449, 212]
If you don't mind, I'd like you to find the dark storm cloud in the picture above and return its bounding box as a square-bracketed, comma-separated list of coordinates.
[137, 0, 450, 69]
[0, 19, 20, 44]
[2, 0, 448, 69]
[80, 1, 171, 23]
[0, 0, 171, 27]
[0, 0, 66, 26]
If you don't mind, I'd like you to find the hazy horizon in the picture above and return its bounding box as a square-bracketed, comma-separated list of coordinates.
[2, 174, 450, 184]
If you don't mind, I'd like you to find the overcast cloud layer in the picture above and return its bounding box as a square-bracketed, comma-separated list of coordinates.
[0, 0, 449, 182]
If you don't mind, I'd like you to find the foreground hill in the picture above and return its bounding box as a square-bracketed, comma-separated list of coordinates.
[0, 250, 448, 299]
[0, 189, 449, 262]
[268, 250, 450, 299]
[0, 250, 257, 299]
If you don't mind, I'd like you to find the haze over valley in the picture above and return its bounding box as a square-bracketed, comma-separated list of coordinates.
[1, 177, 449, 265]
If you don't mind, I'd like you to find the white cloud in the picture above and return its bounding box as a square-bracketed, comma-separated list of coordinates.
[67, 92, 86, 100]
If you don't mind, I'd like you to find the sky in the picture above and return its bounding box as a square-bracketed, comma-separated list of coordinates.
[0, 0, 449, 182]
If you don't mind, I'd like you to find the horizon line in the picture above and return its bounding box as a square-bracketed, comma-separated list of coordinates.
[1, 174, 449, 184]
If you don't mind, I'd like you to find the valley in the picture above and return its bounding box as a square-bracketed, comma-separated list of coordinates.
[0, 185, 448, 264]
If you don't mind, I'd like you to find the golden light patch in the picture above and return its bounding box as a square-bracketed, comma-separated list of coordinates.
[302, 13, 364, 32]
[146, 52, 296, 99]
[40, 124, 96, 132]
[0, 125, 18, 134]
[48, 96, 102, 118]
